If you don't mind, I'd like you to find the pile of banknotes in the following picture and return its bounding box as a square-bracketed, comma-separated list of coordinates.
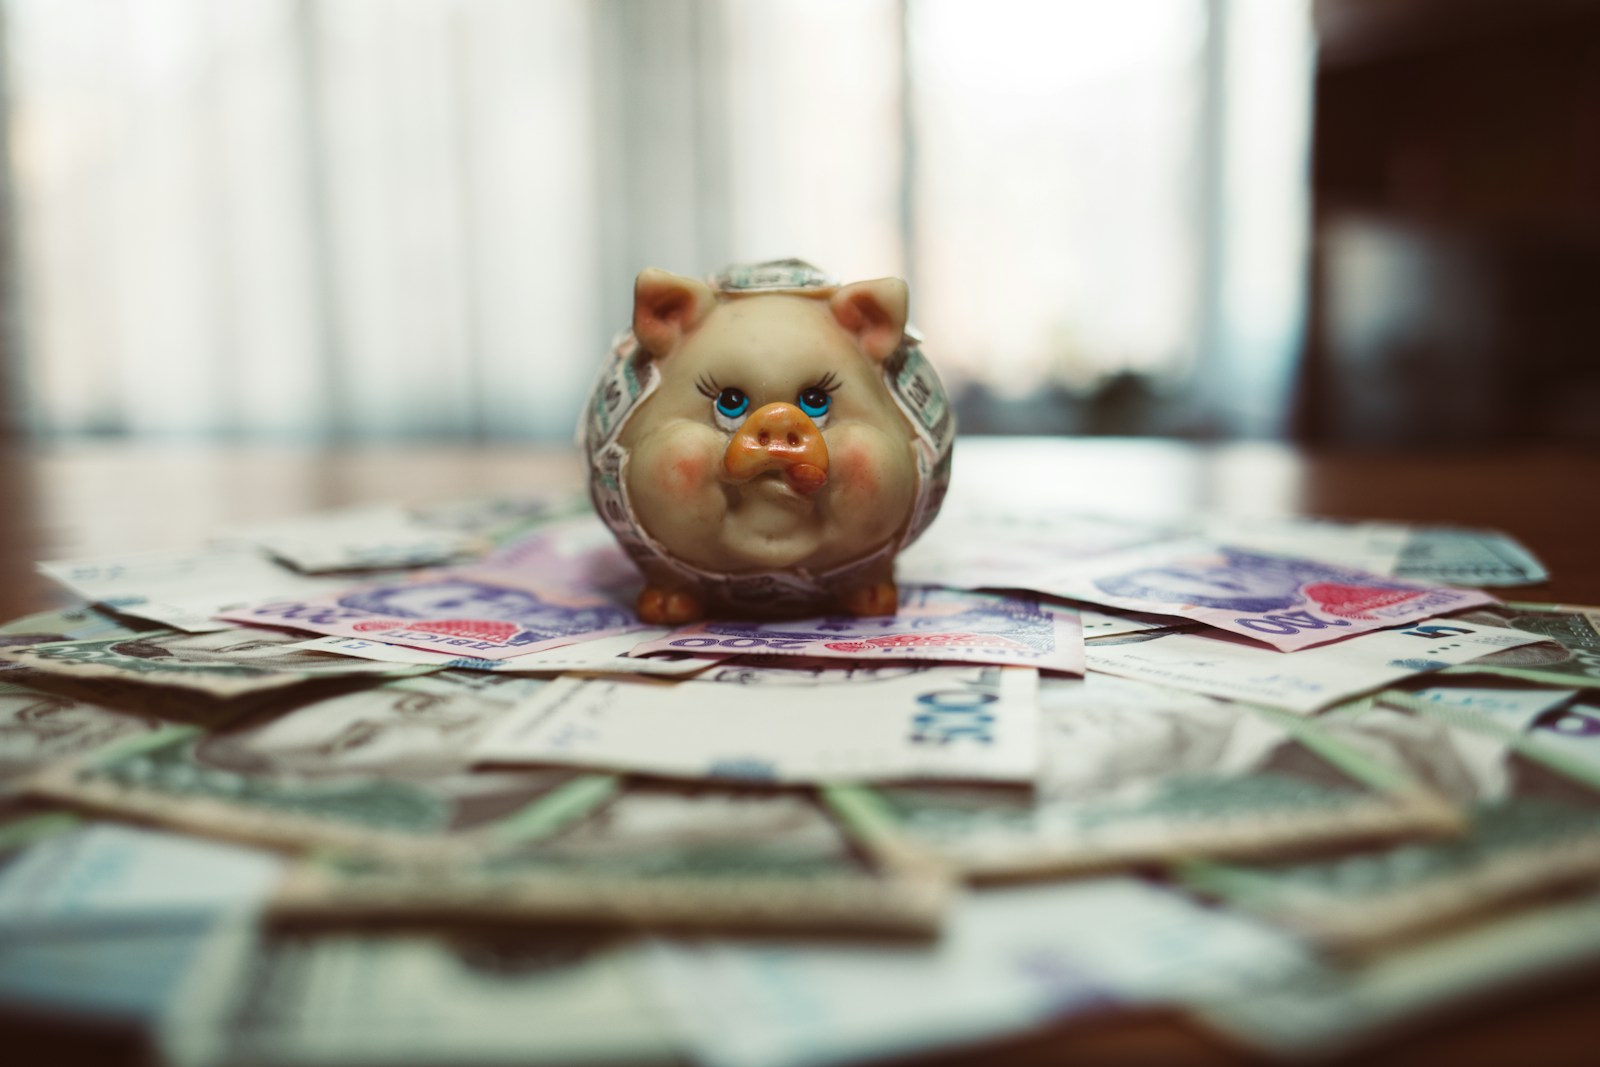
[3, 490, 1598, 1067]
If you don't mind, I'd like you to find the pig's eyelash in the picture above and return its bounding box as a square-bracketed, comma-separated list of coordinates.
[695, 375, 721, 399]
[809, 371, 841, 393]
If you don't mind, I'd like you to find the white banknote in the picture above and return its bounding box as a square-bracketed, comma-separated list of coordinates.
[224, 503, 487, 573]
[37, 543, 374, 633]
[289, 630, 720, 677]
[473, 665, 1040, 784]
[1086, 620, 1547, 713]
[895, 510, 1169, 592]
[1077, 607, 1186, 639]
[1198, 516, 1411, 575]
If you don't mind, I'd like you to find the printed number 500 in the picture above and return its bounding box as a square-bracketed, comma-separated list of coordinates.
[911, 690, 997, 745]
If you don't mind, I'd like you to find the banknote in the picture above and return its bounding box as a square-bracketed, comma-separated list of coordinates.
[1192, 885, 1600, 1056]
[482, 513, 644, 602]
[633, 587, 1084, 674]
[830, 674, 1459, 881]
[1, 676, 166, 793]
[1392, 526, 1550, 586]
[0, 603, 146, 670]
[1443, 604, 1600, 689]
[1197, 518, 1549, 587]
[411, 490, 587, 532]
[36, 542, 386, 633]
[0, 823, 281, 1025]
[894, 509, 1170, 592]
[1077, 607, 1190, 639]
[902, 509, 1547, 595]
[164, 925, 678, 1067]
[1086, 619, 1545, 713]
[4, 626, 441, 697]
[1034, 540, 1497, 651]
[272, 781, 951, 936]
[1184, 692, 1600, 956]
[228, 494, 585, 575]
[1392, 683, 1579, 736]
[642, 876, 1309, 1067]
[473, 664, 1040, 785]
[219, 563, 646, 660]
[1196, 517, 1411, 576]
[288, 629, 720, 677]
[225, 503, 489, 573]
[0, 800, 79, 854]
[25, 720, 617, 858]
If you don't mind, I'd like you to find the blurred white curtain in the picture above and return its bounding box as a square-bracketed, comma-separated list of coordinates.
[3, 0, 1309, 440]
[7, 0, 621, 440]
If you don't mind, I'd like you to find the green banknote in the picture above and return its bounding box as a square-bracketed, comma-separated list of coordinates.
[0, 603, 147, 659]
[26, 723, 617, 859]
[163, 923, 677, 1067]
[1445, 604, 1600, 689]
[272, 780, 951, 936]
[1, 675, 180, 793]
[1183, 689, 1600, 956]
[6, 626, 441, 697]
[827, 674, 1460, 881]
[1192, 885, 1600, 1056]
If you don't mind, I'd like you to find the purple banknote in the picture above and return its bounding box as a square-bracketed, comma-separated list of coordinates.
[218, 564, 644, 660]
[630, 586, 1084, 674]
[1046, 541, 1496, 652]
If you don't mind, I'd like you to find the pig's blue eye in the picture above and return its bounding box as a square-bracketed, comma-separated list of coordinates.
[715, 387, 749, 420]
[796, 387, 831, 419]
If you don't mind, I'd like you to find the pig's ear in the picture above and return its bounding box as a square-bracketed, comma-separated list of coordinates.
[829, 278, 909, 363]
[633, 268, 716, 359]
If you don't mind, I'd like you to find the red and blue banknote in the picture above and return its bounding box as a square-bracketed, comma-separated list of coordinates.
[218, 565, 645, 660]
[632, 586, 1085, 674]
[1045, 541, 1497, 652]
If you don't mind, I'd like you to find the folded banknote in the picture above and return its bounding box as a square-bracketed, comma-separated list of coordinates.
[1086, 619, 1545, 713]
[25, 711, 616, 859]
[1184, 689, 1600, 956]
[1034, 540, 1498, 651]
[270, 781, 951, 937]
[829, 674, 1460, 881]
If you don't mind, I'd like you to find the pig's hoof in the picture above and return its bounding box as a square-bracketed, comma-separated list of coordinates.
[637, 586, 704, 625]
[840, 581, 898, 617]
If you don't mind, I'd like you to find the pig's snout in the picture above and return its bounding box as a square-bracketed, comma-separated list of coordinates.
[723, 402, 829, 494]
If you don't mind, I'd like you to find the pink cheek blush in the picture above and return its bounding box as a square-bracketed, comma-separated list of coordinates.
[662, 448, 710, 496]
[834, 443, 881, 500]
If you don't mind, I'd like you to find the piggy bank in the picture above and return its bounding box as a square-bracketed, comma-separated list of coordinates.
[582, 259, 954, 624]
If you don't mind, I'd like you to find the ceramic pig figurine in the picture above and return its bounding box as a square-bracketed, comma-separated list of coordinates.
[582, 259, 954, 624]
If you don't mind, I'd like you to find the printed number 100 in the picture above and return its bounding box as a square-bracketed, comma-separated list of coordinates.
[911, 690, 997, 745]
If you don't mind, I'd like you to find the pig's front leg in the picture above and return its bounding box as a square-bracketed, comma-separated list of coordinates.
[834, 558, 899, 617]
[636, 571, 706, 625]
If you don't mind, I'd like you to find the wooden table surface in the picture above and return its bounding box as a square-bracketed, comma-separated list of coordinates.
[3, 435, 1599, 1065]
